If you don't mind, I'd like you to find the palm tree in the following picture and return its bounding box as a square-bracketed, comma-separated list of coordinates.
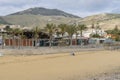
[113, 25, 119, 34]
[13, 28, 22, 49]
[58, 24, 68, 45]
[95, 23, 100, 35]
[90, 23, 102, 38]
[77, 24, 87, 46]
[91, 23, 95, 34]
[91, 23, 95, 29]
[4, 26, 13, 47]
[4, 26, 12, 34]
[32, 26, 41, 48]
[65, 24, 76, 46]
[74, 24, 78, 45]
[58, 24, 67, 37]
[9, 28, 15, 48]
[77, 24, 87, 37]
[45, 23, 56, 47]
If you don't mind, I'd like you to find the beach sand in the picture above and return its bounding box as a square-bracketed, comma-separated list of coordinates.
[0, 50, 120, 80]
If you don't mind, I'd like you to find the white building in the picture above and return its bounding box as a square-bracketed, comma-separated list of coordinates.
[53, 28, 107, 39]
[71, 28, 107, 39]
[83, 29, 107, 38]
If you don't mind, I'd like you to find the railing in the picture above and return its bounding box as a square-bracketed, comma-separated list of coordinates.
[0, 39, 120, 51]
[1, 39, 120, 55]
[0, 38, 87, 48]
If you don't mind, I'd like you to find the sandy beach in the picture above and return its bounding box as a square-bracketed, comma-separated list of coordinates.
[0, 50, 120, 80]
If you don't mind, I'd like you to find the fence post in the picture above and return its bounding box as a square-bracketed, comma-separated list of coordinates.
[1, 33, 4, 49]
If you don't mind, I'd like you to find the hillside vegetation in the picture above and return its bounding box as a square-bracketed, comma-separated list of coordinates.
[0, 17, 10, 24]
[3, 15, 80, 28]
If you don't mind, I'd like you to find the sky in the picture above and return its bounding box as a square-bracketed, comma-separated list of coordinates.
[0, 0, 120, 17]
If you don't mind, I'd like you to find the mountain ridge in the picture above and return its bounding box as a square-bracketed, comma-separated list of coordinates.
[0, 7, 120, 30]
[0, 17, 10, 24]
[80, 13, 120, 30]
[8, 7, 80, 18]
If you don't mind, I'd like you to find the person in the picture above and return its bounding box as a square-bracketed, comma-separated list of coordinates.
[70, 52, 75, 56]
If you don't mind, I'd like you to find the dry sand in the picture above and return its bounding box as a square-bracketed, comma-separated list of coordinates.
[0, 50, 120, 80]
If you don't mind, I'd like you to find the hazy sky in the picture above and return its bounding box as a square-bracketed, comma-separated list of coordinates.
[0, 0, 120, 17]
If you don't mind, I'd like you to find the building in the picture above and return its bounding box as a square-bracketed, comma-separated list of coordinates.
[89, 38, 107, 44]
[83, 28, 107, 38]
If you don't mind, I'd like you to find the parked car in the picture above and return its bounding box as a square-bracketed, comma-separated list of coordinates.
[104, 38, 115, 44]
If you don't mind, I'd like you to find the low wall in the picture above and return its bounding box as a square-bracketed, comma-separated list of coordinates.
[0, 46, 105, 55]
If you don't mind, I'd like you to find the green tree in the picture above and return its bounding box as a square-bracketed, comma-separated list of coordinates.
[12, 28, 23, 49]
[106, 25, 120, 41]
[65, 24, 76, 46]
[95, 23, 100, 35]
[58, 24, 67, 37]
[12, 28, 25, 49]
[32, 26, 41, 48]
[45, 23, 56, 47]
[113, 25, 119, 34]
[4, 26, 12, 32]
[106, 30, 113, 34]
[91, 23, 95, 34]
[77, 24, 87, 37]
[74, 24, 79, 45]
[90, 34, 101, 38]
[91, 23, 95, 29]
